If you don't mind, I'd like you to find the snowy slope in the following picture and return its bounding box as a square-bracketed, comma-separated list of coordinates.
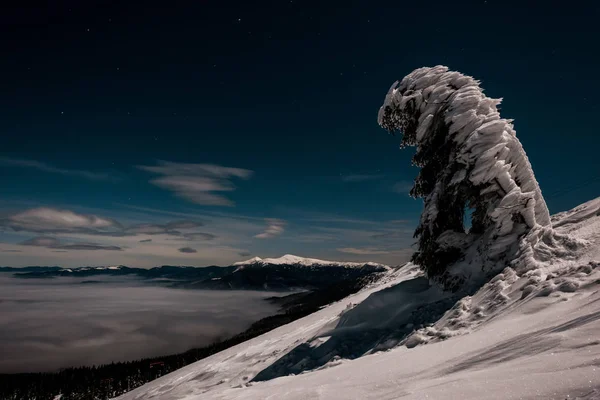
[116, 198, 600, 400]
[233, 254, 384, 268]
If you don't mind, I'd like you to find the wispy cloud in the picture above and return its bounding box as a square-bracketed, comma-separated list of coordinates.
[370, 231, 412, 240]
[0, 208, 211, 242]
[341, 174, 384, 183]
[254, 218, 286, 239]
[139, 239, 152, 243]
[124, 220, 203, 236]
[57, 244, 123, 251]
[337, 247, 390, 255]
[20, 236, 123, 251]
[178, 247, 197, 253]
[1, 208, 122, 234]
[0, 156, 114, 181]
[275, 207, 380, 226]
[182, 232, 217, 241]
[392, 181, 413, 194]
[21, 237, 61, 247]
[138, 161, 253, 207]
[389, 219, 411, 224]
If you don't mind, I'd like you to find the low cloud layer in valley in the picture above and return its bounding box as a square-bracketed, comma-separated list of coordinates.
[0, 274, 280, 373]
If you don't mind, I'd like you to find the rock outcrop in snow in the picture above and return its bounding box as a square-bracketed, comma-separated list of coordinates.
[378, 66, 580, 289]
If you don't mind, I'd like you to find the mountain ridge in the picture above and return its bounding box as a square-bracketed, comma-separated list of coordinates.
[9, 255, 388, 292]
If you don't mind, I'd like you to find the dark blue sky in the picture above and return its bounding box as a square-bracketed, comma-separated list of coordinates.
[1, 0, 599, 267]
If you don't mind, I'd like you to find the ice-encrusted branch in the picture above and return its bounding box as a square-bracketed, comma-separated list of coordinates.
[378, 66, 555, 289]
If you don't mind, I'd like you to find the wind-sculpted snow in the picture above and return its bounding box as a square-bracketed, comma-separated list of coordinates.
[378, 66, 577, 289]
[252, 276, 456, 382]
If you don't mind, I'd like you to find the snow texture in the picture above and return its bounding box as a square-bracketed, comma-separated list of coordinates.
[377, 66, 579, 289]
[115, 197, 600, 400]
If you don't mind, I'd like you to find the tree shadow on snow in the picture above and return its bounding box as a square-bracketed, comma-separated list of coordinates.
[252, 276, 459, 382]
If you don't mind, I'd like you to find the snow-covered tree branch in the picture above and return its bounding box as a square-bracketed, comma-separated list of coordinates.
[378, 66, 566, 290]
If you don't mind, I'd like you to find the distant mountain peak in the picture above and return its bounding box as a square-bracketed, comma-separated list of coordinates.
[232, 254, 384, 268]
[233, 256, 263, 266]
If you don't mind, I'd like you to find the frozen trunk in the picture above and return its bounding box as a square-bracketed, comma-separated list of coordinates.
[378, 66, 555, 290]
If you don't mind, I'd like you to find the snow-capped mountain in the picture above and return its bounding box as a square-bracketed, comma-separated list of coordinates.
[217, 255, 387, 291]
[115, 197, 600, 400]
[233, 254, 384, 268]
[11, 256, 387, 292]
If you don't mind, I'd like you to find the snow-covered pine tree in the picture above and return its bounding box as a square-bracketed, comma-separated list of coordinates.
[377, 66, 577, 290]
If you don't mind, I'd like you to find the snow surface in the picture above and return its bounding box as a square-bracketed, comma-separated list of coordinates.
[232, 254, 384, 268]
[116, 199, 600, 400]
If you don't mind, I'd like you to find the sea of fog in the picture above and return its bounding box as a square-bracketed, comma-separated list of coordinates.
[0, 273, 282, 373]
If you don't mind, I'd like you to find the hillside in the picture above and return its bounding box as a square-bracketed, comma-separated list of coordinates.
[116, 197, 600, 400]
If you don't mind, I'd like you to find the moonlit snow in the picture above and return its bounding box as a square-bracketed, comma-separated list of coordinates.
[115, 197, 600, 400]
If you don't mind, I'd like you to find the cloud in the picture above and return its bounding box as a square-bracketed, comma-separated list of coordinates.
[337, 247, 390, 255]
[0, 276, 278, 373]
[165, 232, 217, 242]
[392, 181, 414, 194]
[178, 247, 197, 253]
[182, 232, 217, 241]
[341, 174, 384, 183]
[138, 161, 253, 207]
[21, 237, 61, 247]
[254, 218, 286, 239]
[238, 251, 251, 257]
[1, 249, 22, 253]
[389, 219, 411, 224]
[124, 220, 203, 236]
[139, 239, 152, 243]
[0, 156, 113, 181]
[164, 220, 204, 230]
[19, 236, 123, 251]
[58, 244, 122, 251]
[370, 231, 412, 240]
[275, 207, 379, 226]
[2, 208, 121, 234]
[294, 233, 337, 243]
[1, 208, 210, 242]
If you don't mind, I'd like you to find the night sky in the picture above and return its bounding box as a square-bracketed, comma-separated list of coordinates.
[1, 0, 599, 267]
